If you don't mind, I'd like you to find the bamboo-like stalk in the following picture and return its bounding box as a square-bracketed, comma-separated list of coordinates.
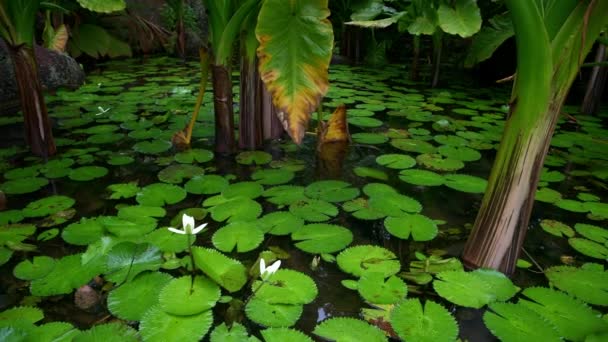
[211, 64, 236, 154]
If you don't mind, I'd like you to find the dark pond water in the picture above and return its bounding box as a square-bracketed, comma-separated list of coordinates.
[0, 56, 607, 341]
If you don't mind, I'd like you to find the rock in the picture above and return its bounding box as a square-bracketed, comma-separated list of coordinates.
[0, 38, 85, 115]
[74, 284, 100, 311]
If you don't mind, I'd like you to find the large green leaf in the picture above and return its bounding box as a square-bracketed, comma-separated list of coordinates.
[76, 0, 126, 13]
[483, 302, 561, 342]
[256, 0, 334, 144]
[464, 13, 514, 68]
[192, 247, 247, 292]
[437, 0, 482, 38]
[390, 298, 458, 342]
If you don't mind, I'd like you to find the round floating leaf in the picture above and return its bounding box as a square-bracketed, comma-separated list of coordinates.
[174, 149, 214, 164]
[264, 185, 307, 205]
[140, 306, 213, 342]
[236, 151, 272, 165]
[342, 198, 386, 220]
[157, 164, 204, 184]
[574, 223, 608, 244]
[555, 199, 587, 213]
[434, 134, 469, 146]
[313, 317, 387, 342]
[391, 139, 436, 154]
[133, 140, 172, 154]
[337, 245, 400, 278]
[443, 174, 487, 193]
[107, 154, 134, 166]
[30, 253, 105, 296]
[73, 322, 138, 342]
[0, 177, 48, 195]
[0, 224, 36, 246]
[212, 221, 265, 253]
[251, 169, 295, 185]
[352, 133, 388, 145]
[208, 197, 262, 223]
[391, 298, 458, 342]
[185, 175, 229, 195]
[289, 199, 338, 222]
[107, 182, 140, 199]
[433, 269, 519, 308]
[210, 323, 259, 342]
[35, 322, 79, 341]
[578, 192, 600, 202]
[291, 224, 353, 254]
[417, 154, 464, 171]
[253, 269, 318, 305]
[519, 287, 608, 342]
[348, 116, 383, 128]
[304, 180, 359, 203]
[13, 256, 55, 280]
[483, 302, 561, 342]
[358, 272, 407, 304]
[262, 327, 313, 342]
[223, 182, 264, 199]
[384, 214, 438, 241]
[22, 195, 75, 218]
[69, 166, 108, 181]
[159, 276, 221, 315]
[102, 215, 157, 237]
[144, 227, 191, 253]
[192, 247, 247, 292]
[136, 183, 187, 207]
[75, 0, 126, 13]
[105, 242, 163, 283]
[246, 298, 302, 328]
[539, 219, 574, 238]
[118, 205, 166, 219]
[108, 271, 172, 321]
[535, 187, 562, 203]
[4, 165, 39, 179]
[540, 169, 566, 183]
[399, 169, 444, 186]
[353, 167, 388, 180]
[369, 193, 422, 216]
[437, 145, 481, 162]
[362, 183, 398, 197]
[568, 238, 608, 259]
[256, 211, 304, 235]
[376, 154, 416, 169]
[0, 210, 24, 225]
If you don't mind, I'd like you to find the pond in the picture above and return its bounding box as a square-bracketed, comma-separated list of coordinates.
[0, 56, 607, 341]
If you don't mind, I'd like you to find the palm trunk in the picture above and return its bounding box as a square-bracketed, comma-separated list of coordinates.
[211, 64, 235, 154]
[261, 83, 283, 140]
[9, 45, 56, 158]
[238, 56, 263, 150]
[581, 43, 607, 115]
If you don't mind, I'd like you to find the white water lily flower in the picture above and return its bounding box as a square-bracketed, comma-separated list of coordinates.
[259, 258, 281, 281]
[168, 213, 207, 235]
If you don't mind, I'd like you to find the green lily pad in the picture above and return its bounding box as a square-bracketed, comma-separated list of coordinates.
[417, 154, 465, 171]
[263, 186, 307, 206]
[107, 271, 172, 321]
[13, 256, 56, 280]
[251, 169, 295, 185]
[390, 299, 458, 342]
[223, 181, 264, 199]
[245, 298, 302, 328]
[102, 215, 157, 237]
[133, 140, 172, 154]
[140, 306, 213, 342]
[4, 165, 40, 179]
[192, 247, 247, 292]
[159, 276, 221, 315]
[358, 272, 407, 304]
[568, 238, 608, 259]
[73, 322, 138, 341]
[174, 148, 214, 164]
[313, 317, 387, 342]
[574, 223, 608, 244]
[483, 302, 561, 342]
[185, 175, 229, 195]
[105, 242, 163, 283]
[437, 145, 481, 162]
[433, 269, 520, 309]
[348, 116, 383, 128]
[236, 151, 272, 165]
[535, 187, 562, 203]
[118, 205, 166, 219]
[69, 166, 108, 181]
[0, 210, 24, 225]
[30, 253, 105, 296]
[353, 167, 388, 180]
[256, 211, 304, 235]
[337, 245, 400, 278]
[304, 180, 360, 203]
[0, 177, 49, 195]
[539, 219, 575, 238]
[391, 139, 436, 154]
[210, 323, 260, 342]
[555, 199, 588, 213]
[107, 182, 140, 199]
[384, 214, 438, 241]
[136, 183, 187, 207]
[399, 169, 444, 186]
[376, 154, 416, 169]
[212, 221, 265, 253]
[289, 199, 338, 222]
[157, 164, 204, 184]
[253, 269, 318, 305]
[443, 174, 487, 193]
[291, 223, 353, 254]
[261, 327, 312, 342]
[107, 154, 134, 166]
[352, 133, 388, 145]
[342, 198, 387, 220]
[206, 196, 262, 223]
[22, 195, 75, 218]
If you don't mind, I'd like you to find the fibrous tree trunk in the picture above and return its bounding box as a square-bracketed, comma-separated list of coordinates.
[211, 64, 235, 154]
[238, 55, 263, 150]
[581, 43, 607, 115]
[9, 45, 56, 158]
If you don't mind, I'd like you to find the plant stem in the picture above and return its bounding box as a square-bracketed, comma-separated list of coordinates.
[187, 234, 196, 293]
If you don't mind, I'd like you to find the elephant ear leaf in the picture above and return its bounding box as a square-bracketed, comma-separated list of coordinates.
[256, 0, 334, 144]
[76, 0, 126, 13]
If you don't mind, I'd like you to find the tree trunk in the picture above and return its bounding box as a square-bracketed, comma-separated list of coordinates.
[9, 45, 56, 158]
[261, 83, 283, 140]
[410, 35, 420, 81]
[581, 43, 607, 115]
[211, 64, 235, 154]
[238, 56, 263, 150]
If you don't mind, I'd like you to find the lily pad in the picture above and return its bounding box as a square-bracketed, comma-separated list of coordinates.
[236, 151, 272, 165]
[291, 224, 353, 254]
[417, 154, 465, 171]
[252, 269, 318, 305]
[391, 298, 458, 342]
[133, 140, 172, 154]
[568, 238, 608, 259]
[192, 247, 247, 292]
[539, 219, 574, 238]
[22, 195, 75, 218]
[185, 175, 229, 195]
[174, 148, 214, 164]
[256, 211, 304, 235]
[337, 245, 400, 278]
[251, 169, 295, 185]
[352, 133, 388, 145]
[157, 164, 204, 184]
[313, 317, 387, 342]
[107, 271, 172, 321]
[304, 180, 360, 203]
[399, 169, 444, 186]
[158, 276, 221, 315]
[107, 182, 140, 199]
[136, 183, 187, 207]
[207, 196, 263, 223]
[139, 306, 213, 342]
[13, 256, 56, 280]
[261, 327, 312, 342]
[0, 177, 49, 195]
[358, 272, 407, 304]
[212, 221, 265, 253]
[391, 139, 436, 154]
[223, 181, 264, 199]
[245, 298, 302, 328]
[443, 174, 487, 193]
[69, 166, 108, 181]
[263, 186, 307, 206]
[384, 214, 438, 241]
[483, 302, 561, 342]
[105, 242, 163, 283]
[376, 154, 416, 169]
[289, 199, 338, 222]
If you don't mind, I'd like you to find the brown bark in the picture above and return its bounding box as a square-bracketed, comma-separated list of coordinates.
[581, 43, 607, 115]
[211, 64, 235, 154]
[261, 80, 283, 140]
[9, 45, 56, 158]
[238, 57, 263, 150]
